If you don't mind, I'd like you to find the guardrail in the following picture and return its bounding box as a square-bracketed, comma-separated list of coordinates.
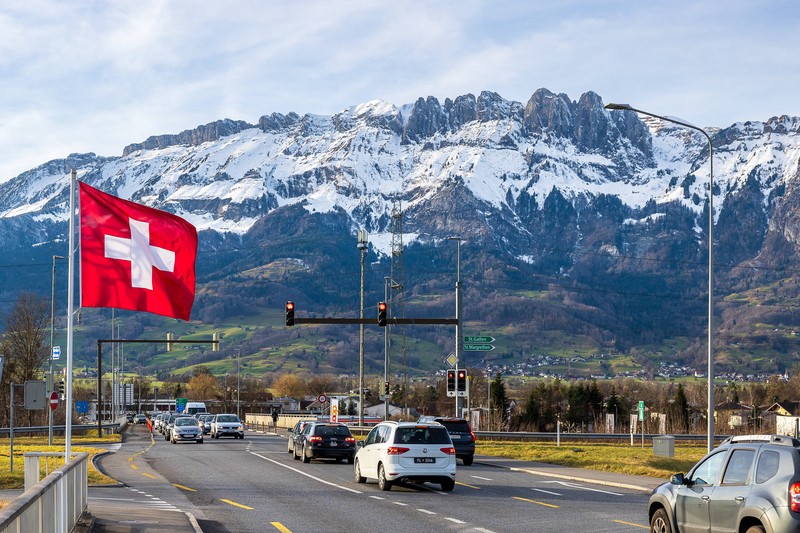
[0, 423, 120, 437]
[0, 452, 89, 533]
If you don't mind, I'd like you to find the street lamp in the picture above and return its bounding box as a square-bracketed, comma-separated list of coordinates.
[357, 230, 368, 426]
[447, 237, 462, 418]
[605, 102, 715, 452]
[49, 254, 65, 445]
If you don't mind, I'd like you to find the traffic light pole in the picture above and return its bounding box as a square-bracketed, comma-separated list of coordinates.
[96, 338, 219, 437]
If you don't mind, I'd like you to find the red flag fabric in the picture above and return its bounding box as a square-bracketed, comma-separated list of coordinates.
[79, 182, 198, 321]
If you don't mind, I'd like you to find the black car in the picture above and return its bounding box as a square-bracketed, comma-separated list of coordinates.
[418, 416, 475, 465]
[287, 419, 314, 454]
[293, 422, 356, 464]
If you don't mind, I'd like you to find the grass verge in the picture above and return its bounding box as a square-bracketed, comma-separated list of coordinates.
[476, 440, 707, 479]
[0, 434, 122, 494]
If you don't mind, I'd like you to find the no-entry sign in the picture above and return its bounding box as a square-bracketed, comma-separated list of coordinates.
[49, 391, 59, 411]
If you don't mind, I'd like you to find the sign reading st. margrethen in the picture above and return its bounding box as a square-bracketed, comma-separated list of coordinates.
[463, 336, 495, 343]
[463, 343, 495, 351]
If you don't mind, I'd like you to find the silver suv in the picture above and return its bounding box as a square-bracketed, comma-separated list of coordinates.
[648, 434, 800, 533]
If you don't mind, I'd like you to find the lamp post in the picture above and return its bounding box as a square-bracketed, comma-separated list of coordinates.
[357, 230, 368, 426]
[447, 237, 462, 418]
[49, 255, 65, 445]
[605, 102, 715, 452]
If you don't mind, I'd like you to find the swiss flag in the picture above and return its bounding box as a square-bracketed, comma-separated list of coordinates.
[79, 182, 198, 321]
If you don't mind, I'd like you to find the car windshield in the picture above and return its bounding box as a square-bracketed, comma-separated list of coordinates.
[217, 415, 239, 423]
[395, 426, 451, 444]
[175, 418, 197, 427]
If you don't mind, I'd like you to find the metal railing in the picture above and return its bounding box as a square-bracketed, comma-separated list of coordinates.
[0, 423, 120, 437]
[0, 452, 88, 533]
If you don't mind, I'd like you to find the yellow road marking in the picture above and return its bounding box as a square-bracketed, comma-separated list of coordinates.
[271, 522, 292, 533]
[130, 464, 138, 470]
[142, 473, 158, 479]
[127, 457, 134, 462]
[613, 520, 649, 529]
[512, 496, 560, 508]
[455, 481, 480, 489]
[220, 498, 254, 510]
[173, 483, 197, 492]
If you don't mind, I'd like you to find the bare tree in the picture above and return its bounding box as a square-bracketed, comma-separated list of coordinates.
[0, 292, 50, 426]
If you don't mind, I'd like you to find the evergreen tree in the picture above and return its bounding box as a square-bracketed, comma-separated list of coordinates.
[490, 372, 509, 429]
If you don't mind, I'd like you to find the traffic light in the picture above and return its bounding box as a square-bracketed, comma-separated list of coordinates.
[457, 370, 467, 392]
[58, 381, 65, 397]
[285, 301, 295, 326]
[383, 380, 390, 396]
[377, 301, 387, 327]
[446, 369, 456, 392]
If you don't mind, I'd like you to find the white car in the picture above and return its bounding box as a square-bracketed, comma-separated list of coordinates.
[353, 421, 457, 491]
[210, 413, 244, 439]
[169, 416, 203, 444]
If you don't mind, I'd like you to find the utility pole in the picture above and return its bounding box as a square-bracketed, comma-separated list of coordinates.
[49, 255, 64, 445]
[448, 237, 462, 418]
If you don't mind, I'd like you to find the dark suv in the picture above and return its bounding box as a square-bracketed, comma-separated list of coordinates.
[417, 416, 475, 465]
[649, 434, 800, 533]
[293, 422, 356, 464]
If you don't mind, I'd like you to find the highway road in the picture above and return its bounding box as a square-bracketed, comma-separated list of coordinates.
[107, 424, 653, 532]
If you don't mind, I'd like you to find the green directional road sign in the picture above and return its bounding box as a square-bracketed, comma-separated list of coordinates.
[464, 336, 495, 344]
[176, 397, 188, 413]
[463, 343, 495, 351]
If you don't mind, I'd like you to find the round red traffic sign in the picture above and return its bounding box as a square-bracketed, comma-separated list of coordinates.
[317, 394, 327, 404]
[49, 391, 59, 410]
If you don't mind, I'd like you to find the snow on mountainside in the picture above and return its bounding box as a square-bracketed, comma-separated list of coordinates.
[5, 88, 800, 373]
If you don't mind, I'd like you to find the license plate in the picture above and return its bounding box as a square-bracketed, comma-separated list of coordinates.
[414, 457, 435, 463]
[330, 442, 338, 446]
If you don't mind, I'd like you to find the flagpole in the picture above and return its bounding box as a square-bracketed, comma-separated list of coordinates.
[65, 170, 77, 458]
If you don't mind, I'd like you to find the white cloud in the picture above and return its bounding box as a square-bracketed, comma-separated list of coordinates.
[1, 0, 800, 182]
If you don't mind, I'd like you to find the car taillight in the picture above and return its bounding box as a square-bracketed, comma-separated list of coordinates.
[470, 431, 476, 442]
[387, 446, 410, 455]
[345, 437, 355, 444]
[791, 483, 800, 512]
[309, 436, 323, 443]
[440, 447, 456, 455]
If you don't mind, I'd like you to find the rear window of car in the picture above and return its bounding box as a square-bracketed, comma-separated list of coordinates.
[315, 425, 351, 437]
[395, 426, 451, 445]
[437, 420, 471, 433]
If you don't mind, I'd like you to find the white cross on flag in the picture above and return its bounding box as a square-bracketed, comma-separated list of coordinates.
[79, 182, 198, 321]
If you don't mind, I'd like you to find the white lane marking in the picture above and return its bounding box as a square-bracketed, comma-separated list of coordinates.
[417, 509, 437, 515]
[393, 501, 409, 506]
[370, 496, 385, 500]
[445, 517, 466, 524]
[541, 480, 624, 496]
[471, 475, 492, 481]
[474, 528, 497, 533]
[532, 488, 562, 496]
[250, 451, 362, 494]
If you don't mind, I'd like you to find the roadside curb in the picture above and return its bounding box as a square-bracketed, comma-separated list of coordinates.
[475, 459, 660, 493]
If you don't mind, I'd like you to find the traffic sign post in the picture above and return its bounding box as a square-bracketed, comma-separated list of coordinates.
[49, 391, 59, 411]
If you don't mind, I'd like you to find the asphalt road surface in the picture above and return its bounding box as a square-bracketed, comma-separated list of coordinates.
[108, 424, 652, 533]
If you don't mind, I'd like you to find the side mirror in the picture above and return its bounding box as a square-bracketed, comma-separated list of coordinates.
[356, 441, 364, 449]
[670, 473, 685, 486]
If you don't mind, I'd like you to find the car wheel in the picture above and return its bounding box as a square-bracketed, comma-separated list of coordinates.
[744, 526, 766, 533]
[302, 444, 311, 463]
[197, 438, 203, 444]
[293, 446, 300, 460]
[354, 460, 366, 483]
[378, 464, 392, 491]
[347, 455, 354, 465]
[462, 455, 474, 466]
[440, 478, 455, 491]
[164, 433, 169, 441]
[650, 508, 672, 533]
[287, 441, 293, 453]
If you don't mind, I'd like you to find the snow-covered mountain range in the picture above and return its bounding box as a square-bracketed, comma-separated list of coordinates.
[4, 87, 800, 374]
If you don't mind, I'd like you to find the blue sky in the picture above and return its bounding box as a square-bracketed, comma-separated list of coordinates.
[1, 1, 798, 182]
